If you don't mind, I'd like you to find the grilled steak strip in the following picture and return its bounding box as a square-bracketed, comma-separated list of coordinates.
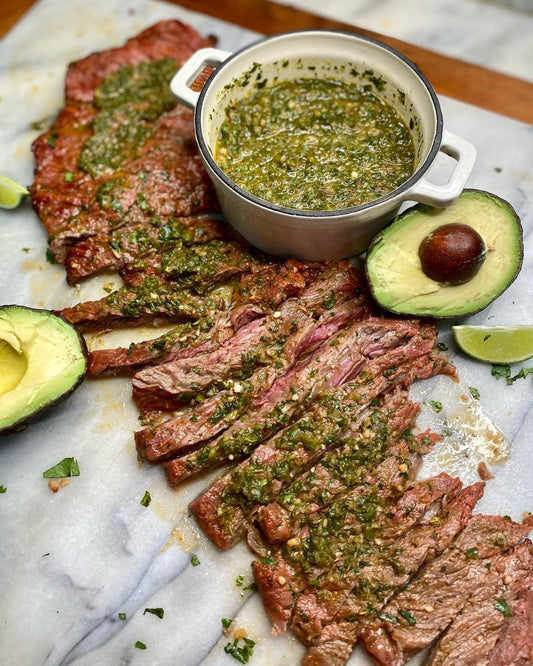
[189, 388, 415, 550]
[133, 295, 369, 417]
[297, 482, 485, 666]
[164, 318, 438, 485]
[190, 347, 443, 552]
[426, 540, 533, 666]
[59, 259, 312, 333]
[64, 20, 214, 103]
[488, 583, 533, 665]
[359, 513, 533, 666]
[86, 311, 241, 378]
[131, 263, 368, 400]
[253, 475, 474, 639]
[135, 296, 370, 455]
[86, 261, 361, 375]
[30, 21, 219, 283]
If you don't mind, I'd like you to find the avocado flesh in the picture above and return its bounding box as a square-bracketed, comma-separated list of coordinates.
[365, 189, 523, 318]
[0, 305, 87, 434]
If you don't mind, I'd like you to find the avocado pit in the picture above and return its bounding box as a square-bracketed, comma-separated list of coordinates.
[418, 222, 487, 285]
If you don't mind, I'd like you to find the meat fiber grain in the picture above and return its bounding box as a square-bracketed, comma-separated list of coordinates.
[164, 318, 435, 485]
[360, 513, 533, 665]
[299, 482, 485, 666]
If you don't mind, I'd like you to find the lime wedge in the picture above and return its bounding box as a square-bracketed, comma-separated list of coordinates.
[453, 325, 533, 363]
[0, 175, 29, 210]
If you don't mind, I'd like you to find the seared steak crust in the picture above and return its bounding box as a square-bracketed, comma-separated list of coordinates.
[31, 21, 219, 284]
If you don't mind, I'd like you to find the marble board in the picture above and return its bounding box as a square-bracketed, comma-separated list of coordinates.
[0, 1, 532, 664]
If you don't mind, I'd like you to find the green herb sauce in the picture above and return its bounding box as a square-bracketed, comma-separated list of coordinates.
[214, 77, 415, 211]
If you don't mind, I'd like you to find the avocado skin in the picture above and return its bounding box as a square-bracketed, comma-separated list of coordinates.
[364, 189, 523, 318]
[0, 305, 88, 436]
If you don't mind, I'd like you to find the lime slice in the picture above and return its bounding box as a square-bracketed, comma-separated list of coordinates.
[452, 325, 533, 363]
[0, 175, 29, 209]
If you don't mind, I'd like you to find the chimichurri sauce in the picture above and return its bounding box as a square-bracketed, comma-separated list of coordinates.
[214, 77, 415, 211]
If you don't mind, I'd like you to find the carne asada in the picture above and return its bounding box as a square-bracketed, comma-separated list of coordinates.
[164, 318, 438, 485]
[427, 540, 533, 665]
[488, 583, 533, 665]
[296, 482, 486, 665]
[360, 513, 533, 665]
[27, 20, 532, 666]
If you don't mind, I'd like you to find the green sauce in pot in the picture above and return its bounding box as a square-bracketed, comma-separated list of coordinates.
[214, 77, 415, 212]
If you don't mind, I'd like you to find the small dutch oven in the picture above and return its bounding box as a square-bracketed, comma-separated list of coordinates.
[171, 30, 476, 260]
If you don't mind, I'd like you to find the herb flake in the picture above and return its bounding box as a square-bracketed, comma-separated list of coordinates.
[398, 609, 416, 626]
[43, 457, 80, 478]
[494, 597, 511, 617]
[140, 490, 151, 507]
[224, 637, 256, 663]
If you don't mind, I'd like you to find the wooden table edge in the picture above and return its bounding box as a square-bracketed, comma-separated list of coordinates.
[1, 0, 532, 125]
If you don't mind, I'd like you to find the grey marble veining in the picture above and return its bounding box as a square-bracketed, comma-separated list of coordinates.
[0, 1, 532, 665]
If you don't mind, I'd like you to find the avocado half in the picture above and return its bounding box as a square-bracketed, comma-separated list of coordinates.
[0, 305, 88, 435]
[365, 189, 523, 318]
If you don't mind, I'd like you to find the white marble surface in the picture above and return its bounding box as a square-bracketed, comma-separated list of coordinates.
[275, 0, 533, 84]
[0, 1, 532, 665]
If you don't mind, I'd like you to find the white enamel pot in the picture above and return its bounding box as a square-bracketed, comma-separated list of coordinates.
[171, 30, 476, 260]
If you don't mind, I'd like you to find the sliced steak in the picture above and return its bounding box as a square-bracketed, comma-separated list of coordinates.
[164, 318, 438, 485]
[254, 475, 476, 641]
[132, 295, 369, 417]
[134, 295, 370, 456]
[488, 583, 533, 665]
[86, 310, 240, 378]
[360, 513, 533, 665]
[109, 214, 228, 269]
[298, 482, 485, 666]
[60, 259, 312, 332]
[65, 20, 214, 103]
[189, 388, 417, 550]
[131, 263, 369, 400]
[426, 540, 533, 666]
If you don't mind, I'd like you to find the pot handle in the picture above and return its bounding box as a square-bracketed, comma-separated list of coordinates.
[170, 47, 232, 110]
[406, 130, 476, 206]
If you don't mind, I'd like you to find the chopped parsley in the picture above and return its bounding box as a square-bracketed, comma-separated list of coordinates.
[465, 547, 479, 559]
[140, 490, 151, 507]
[0, 485, 6, 493]
[492, 364, 533, 385]
[379, 613, 399, 624]
[469, 386, 480, 400]
[494, 597, 511, 617]
[428, 400, 443, 413]
[118, 612, 126, 620]
[224, 637, 256, 663]
[46, 248, 56, 264]
[134, 640, 147, 650]
[43, 457, 80, 478]
[191, 553, 201, 566]
[143, 607, 164, 619]
[398, 609, 416, 626]
[221, 617, 233, 629]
